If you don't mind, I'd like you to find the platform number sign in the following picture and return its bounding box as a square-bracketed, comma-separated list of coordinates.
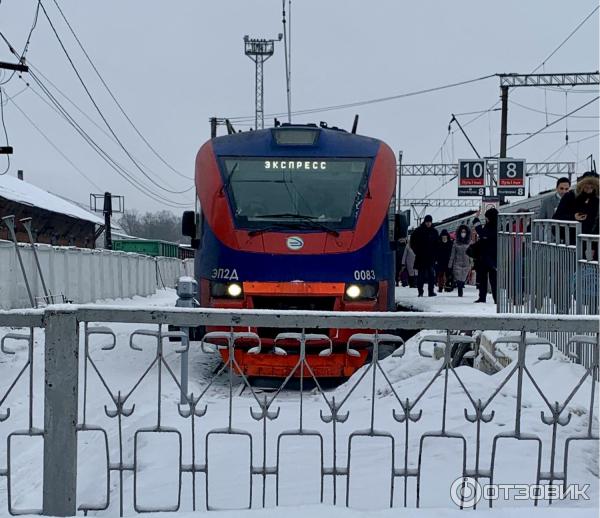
[498, 158, 525, 196]
[458, 159, 486, 196]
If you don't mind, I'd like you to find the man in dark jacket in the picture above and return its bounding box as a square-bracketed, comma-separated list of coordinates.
[410, 215, 439, 297]
[475, 208, 498, 303]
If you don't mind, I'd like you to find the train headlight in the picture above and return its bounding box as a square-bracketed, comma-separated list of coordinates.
[345, 284, 361, 299]
[227, 283, 243, 297]
[344, 283, 378, 301]
[211, 282, 244, 298]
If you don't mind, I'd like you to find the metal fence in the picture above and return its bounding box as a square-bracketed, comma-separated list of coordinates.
[0, 239, 189, 310]
[0, 307, 598, 516]
[498, 214, 599, 365]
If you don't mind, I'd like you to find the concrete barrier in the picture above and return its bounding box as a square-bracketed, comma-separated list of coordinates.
[0, 239, 189, 309]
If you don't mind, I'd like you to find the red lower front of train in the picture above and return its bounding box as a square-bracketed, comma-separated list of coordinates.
[199, 279, 390, 378]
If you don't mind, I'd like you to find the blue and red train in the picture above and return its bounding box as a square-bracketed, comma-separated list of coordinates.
[183, 123, 397, 378]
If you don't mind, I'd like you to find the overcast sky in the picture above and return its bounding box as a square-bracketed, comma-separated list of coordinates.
[0, 0, 598, 220]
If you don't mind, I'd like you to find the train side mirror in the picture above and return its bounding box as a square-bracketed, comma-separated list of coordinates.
[182, 211, 196, 238]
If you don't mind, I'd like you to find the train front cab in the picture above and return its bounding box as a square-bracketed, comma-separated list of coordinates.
[183, 125, 398, 379]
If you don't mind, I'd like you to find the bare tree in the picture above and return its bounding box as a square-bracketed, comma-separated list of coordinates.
[118, 210, 185, 243]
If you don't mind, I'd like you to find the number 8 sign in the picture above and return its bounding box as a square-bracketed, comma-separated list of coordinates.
[498, 159, 525, 196]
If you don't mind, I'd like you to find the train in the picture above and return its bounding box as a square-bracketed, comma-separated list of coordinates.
[113, 238, 195, 259]
[434, 189, 553, 235]
[182, 123, 398, 378]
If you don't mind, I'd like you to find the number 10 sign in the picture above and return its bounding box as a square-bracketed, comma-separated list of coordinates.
[458, 159, 486, 196]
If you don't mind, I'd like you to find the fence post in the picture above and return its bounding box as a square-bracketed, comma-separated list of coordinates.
[43, 309, 79, 516]
[576, 227, 583, 314]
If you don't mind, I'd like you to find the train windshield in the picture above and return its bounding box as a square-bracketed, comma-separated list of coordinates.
[222, 158, 370, 230]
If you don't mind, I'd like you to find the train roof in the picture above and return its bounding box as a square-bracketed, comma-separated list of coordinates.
[210, 124, 385, 158]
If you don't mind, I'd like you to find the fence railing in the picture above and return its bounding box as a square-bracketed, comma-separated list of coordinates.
[0, 240, 189, 309]
[0, 307, 597, 515]
[498, 214, 599, 364]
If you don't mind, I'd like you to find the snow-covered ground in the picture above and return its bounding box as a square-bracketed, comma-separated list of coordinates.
[395, 284, 496, 314]
[0, 289, 597, 517]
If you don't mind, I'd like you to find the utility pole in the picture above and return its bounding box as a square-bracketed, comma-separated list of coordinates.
[498, 72, 599, 158]
[282, 0, 292, 123]
[499, 86, 509, 158]
[396, 150, 403, 214]
[90, 192, 124, 250]
[0, 62, 27, 157]
[210, 117, 217, 139]
[244, 34, 282, 130]
[103, 192, 113, 250]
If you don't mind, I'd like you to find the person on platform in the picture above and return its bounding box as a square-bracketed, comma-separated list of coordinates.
[553, 171, 599, 234]
[435, 230, 453, 292]
[537, 177, 571, 219]
[410, 215, 439, 297]
[401, 241, 417, 288]
[448, 224, 471, 297]
[474, 208, 498, 303]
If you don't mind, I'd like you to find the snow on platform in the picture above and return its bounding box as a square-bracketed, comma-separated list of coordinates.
[396, 285, 497, 314]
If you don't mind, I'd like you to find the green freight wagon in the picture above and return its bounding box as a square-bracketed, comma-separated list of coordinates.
[112, 239, 179, 258]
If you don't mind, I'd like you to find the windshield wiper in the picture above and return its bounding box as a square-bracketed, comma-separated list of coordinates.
[294, 220, 340, 237]
[248, 220, 340, 237]
[255, 212, 316, 220]
[259, 213, 341, 237]
[247, 223, 291, 237]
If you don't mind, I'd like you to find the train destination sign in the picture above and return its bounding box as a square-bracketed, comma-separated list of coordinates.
[458, 159, 486, 196]
[264, 160, 328, 170]
[498, 158, 526, 196]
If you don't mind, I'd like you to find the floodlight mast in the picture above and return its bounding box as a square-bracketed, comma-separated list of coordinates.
[244, 34, 282, 130]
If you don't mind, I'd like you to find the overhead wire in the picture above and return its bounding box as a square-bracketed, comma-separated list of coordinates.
[0, 22, 193, 206]
[530, 5, 599, 73]
[226, 73, 497, 122]
[27, 61, 191, 189]
[541, 131, 599, 163]
[0, 0, 40, 86]
[7, 89, 102, 190]
[534, 85, 599, 94]
[49, 0, 192, 181]
[509, 99, 599, 118]
[36, 1, 191, 194]
[505, 95, 599, 152]
[27, 69, 192, 207]
[0, 87, 10, 174]
[508, 129, 598, 136]
[412, 6, 598, 206]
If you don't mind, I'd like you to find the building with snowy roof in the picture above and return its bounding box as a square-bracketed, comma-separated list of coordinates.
[0, 173, 104, 248]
